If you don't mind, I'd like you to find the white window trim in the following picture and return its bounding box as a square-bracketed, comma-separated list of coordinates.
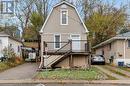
[54, 34, 61, 49]
[70, 34, 81, 51]
[70, 34, 80, 40]
[60, 9, 68, 25]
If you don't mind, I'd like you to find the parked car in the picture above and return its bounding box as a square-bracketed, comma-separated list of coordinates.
[0, 56, 7, 62]
[126, 63, 130, 67]
[91, 55, 105, 65]
[25, 52, 36, 62]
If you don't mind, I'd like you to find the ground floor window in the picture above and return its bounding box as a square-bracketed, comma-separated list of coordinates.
[54, 34, 61, 49]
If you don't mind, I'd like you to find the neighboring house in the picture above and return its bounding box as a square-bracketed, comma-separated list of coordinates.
[0, 31, 23, 58]
[93, 32, 130, 66]
[39, 1, 89, 69]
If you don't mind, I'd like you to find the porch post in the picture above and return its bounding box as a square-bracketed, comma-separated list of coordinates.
[69, 54, 73, 68]
[69, 40, 73, 68]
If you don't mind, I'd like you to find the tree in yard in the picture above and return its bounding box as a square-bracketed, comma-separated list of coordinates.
[30, 12, 44, 56]
[15, 0, 34, 31]
[16, 0, 51, 58]
[83, 0, 127, 46]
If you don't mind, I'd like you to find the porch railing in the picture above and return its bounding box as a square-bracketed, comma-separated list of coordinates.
[43, 40, 88, 54]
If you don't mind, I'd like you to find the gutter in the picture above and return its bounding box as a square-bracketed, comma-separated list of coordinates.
[93, 37, 130, 49]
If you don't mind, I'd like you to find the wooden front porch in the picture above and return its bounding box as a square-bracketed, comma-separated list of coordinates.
[39, 40, 90, 69]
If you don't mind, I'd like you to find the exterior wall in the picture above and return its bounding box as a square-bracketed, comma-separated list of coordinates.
[43, 4, 86, 35]
[95, 41, 117, 63]
[8, 38, 23, 57]
[55, 55, 88, 68]
[41, 3, 87, 51]
[114, 40, 130, 65]
[73, 55, 88, 68]
[55, 57, 70, 68]
[0, 37, 8, 57]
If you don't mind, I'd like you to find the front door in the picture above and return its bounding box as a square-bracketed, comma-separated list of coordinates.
[71, 35, 80, 52]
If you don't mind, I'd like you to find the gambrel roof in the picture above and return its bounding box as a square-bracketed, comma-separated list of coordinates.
[40, 1, 89, 33]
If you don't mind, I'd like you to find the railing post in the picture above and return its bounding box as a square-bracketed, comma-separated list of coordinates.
[43, 41, 46, 55]
[69, 40, 73, 68]
[69, 40, 72, 52]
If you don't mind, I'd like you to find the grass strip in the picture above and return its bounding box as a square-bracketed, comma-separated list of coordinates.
[35, 67, 111, 80]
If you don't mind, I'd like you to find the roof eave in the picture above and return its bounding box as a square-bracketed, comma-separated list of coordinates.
[39, 1, 89, 34]
[93, 36, 130, 49]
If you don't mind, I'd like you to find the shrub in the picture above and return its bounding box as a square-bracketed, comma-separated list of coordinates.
[2, 47, 23, 64]
[15, 56, 23, 64]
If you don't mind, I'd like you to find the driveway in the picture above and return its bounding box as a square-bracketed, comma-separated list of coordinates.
[0, 63, 38, 80]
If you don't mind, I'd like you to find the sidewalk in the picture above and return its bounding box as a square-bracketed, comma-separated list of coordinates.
[94, 66, 129, 80]
[0, 79, 130, 84]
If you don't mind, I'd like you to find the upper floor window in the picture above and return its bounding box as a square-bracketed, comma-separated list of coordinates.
[128, 40, 130, 48]
[60, 9, 68, 25]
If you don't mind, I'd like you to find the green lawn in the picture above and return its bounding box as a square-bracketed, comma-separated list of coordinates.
[35, 67, 108, 80]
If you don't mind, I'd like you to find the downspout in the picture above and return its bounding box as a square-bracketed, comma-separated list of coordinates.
[124, 37, 127, 65]
[39, 32, 43, 69]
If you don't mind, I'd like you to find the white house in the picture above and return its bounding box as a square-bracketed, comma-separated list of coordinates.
[0, 31, 23, 58]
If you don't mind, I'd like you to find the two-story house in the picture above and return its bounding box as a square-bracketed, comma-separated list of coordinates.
[39, 1, 89, 69]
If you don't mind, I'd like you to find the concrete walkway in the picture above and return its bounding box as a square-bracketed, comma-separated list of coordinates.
[0, 63, 38, 80]
[94, 66, 130, 80]
[105, 65, 130, 77]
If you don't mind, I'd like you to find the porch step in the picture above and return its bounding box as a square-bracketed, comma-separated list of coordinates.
[44, 55, 64, 68]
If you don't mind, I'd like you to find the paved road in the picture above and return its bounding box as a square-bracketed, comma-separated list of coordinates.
[0, 84, 130, 86]
[0, 63, 38, 80]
